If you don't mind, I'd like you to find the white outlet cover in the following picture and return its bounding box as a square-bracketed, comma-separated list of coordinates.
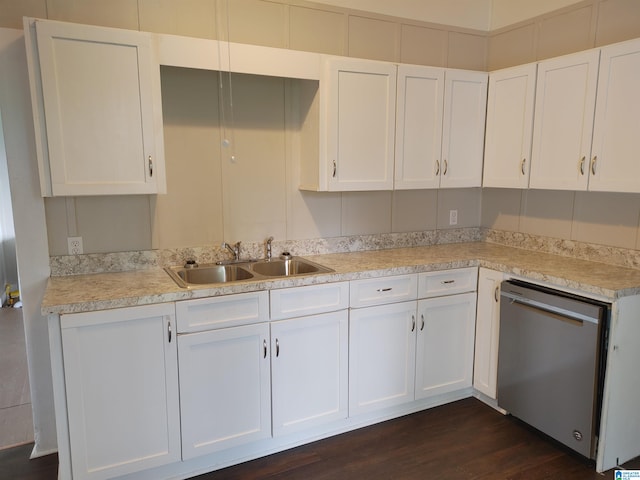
[449, 210, 458, 225]
[67, 236, 84, 255]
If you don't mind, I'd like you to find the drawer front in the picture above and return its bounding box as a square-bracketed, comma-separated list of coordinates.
[418, 267, 477, 298]
[175, 291, 269, 333]
[350, 274, 418, 308]
[270, 282, 349, 320]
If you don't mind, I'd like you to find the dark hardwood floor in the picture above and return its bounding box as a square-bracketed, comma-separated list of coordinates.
[2, 398, 638, 479]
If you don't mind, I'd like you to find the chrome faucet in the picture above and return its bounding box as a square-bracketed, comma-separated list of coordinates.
[265, 236, 274, 261]
[222, 241, 241, 261]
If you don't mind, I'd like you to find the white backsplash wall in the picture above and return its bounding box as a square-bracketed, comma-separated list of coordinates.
[482, 188, 640, 251]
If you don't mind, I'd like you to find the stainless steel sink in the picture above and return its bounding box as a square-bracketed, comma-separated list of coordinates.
[251, 258, 330, 277]
[165, 257, 333, 288]
[166, 264, 254, 288]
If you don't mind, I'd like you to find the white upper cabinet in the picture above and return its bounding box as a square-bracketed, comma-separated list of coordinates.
[24, 18, 166, 196]
[395, 68, 487, 190]
[589, 38, 640, 193]
[440, 69, 488, 188]
[483, 64, 537, 188]
[322, 57, 397, 191]
[301, 57, 487, 192]
[529, 50, 600, 190]
[394, 65, 444, 189]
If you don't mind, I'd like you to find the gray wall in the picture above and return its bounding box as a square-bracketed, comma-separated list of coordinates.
[0, 108, 18, 301]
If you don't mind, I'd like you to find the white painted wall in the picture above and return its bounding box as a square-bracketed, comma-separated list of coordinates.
[0, 28, 56, 457]
[311, 0, 492, 30]
[490, 0, 583, 29]
[310, 0, 584, 31]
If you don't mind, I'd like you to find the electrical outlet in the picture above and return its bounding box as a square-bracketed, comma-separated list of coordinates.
[67, 236, 84, 255]
[449, 210, 458, 226]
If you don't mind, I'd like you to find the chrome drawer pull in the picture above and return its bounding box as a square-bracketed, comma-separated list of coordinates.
[377, 287, 392, 292]
[441, 280, 455, 285]
[263, 339, 267, 359]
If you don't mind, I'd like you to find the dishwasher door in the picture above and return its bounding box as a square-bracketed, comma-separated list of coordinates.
[497, 280, 608, 459]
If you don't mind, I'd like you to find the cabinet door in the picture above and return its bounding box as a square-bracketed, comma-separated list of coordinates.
[394, 65, 444, 189]
[325, 57, 396, 191]
[483, 64, 537, 188]
[349, 301, 417, 415]
[415, 293, 477, 399]
[529, 50, 600, 190]
[60, 304, 179, 480]
[440, 69, 487, 188]
[178, 323, 271, 459]
[589, 39, 640, 193]
[271, 310, 348, 436]
[27, 19, 165, 196]
[473, 269, 504, 399]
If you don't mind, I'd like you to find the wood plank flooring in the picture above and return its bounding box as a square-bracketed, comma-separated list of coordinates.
[4, 397, 638, 480]
[194, 397, 639, 480]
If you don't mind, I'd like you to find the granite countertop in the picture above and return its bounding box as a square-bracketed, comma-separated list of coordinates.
[42, 242, 640, 315]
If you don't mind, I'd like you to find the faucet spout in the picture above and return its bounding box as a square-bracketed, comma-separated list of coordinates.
[222, 241, 241, 261]
[265, 236, 274, 261]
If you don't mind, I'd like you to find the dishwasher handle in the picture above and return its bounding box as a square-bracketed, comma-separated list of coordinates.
[501, 290, 598, 325]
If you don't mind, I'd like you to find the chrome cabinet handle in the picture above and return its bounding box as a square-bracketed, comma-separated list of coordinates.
[441, 279, 455, 285]
[579, 156, 585, 175]
[435, 160, 440, 176]
[263, 339, 267, 359]
[494, 285, 499, 302]
[591, 155, 597, 175]
[148, 156, 153, 177]
[411, 315, 415, 332]
[332, 160, 337, 178]
[276, 338, 280, 357]
[420, 314, 425, 331]
[521, 158, 526, 175]
[377, 287, 392, 292]
[167, 319, 172, 343]
[443, 159, 448, 175]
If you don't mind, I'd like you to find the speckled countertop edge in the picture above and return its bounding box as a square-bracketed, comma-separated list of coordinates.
[42, 242, 640, 315]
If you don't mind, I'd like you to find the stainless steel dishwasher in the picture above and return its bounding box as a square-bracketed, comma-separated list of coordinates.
[497, 280, 610, 459]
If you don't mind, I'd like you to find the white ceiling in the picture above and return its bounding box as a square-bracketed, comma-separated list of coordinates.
[310, 0, 582, 31]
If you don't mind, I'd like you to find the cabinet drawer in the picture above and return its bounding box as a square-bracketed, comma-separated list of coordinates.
[418, 268, 477, 298]
[350, 274, 418, 308]
[270, 282, 349, 320]
[175, 291, 269, 333]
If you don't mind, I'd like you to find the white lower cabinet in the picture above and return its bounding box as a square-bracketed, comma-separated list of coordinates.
[415, 292, 477, 398]
[60, 303, 180, 480]
[178, 322, 271, 459]
[176, 291, 270, 459]
[349, 269, 477, 416]
[176, 284, 349, 459]
[349, 300, 418, 414]
[271, 310, 349, 436]
[473, 268, 505, 399]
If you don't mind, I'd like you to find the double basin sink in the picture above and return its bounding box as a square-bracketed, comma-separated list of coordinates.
[165, 257, 334, 288]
